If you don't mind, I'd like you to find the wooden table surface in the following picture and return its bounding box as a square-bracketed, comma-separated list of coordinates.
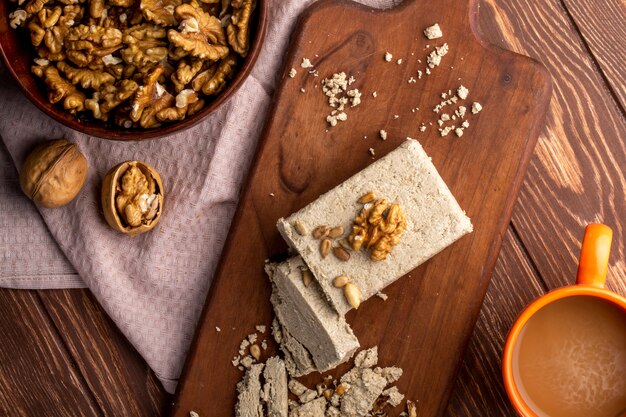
[1, 0, 624, 416]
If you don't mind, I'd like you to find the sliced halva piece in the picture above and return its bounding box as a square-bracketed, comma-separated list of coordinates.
[267, 258, 360, 373]
[289, 397, 327, 417]
[263, 356, 289, 417]
[277, 139, 473, 314]
[235, 363, 265, 417]
[271, 316, 317, 378]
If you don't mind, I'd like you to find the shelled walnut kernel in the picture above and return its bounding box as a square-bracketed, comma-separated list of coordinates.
[348, 193, 406, 261]
[8, 0, 255, 129]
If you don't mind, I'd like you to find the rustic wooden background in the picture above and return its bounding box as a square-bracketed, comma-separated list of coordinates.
[0, 0, 624, 415]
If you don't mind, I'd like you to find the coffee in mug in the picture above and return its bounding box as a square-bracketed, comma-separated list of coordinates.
[503, 224, 626, 417]
[511, 295, 626, 417]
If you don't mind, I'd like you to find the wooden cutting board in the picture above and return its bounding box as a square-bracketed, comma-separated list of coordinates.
[171, 0, 551, 415]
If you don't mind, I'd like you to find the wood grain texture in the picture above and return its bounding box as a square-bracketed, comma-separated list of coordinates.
[0, 289, 102, 417]
[445, 0, 626, 413]
[171, 0, 550, 415]
[445, 226, 546, 416]
[562, 0, 626, 109]
[37, 289, 169, 417]
[477, 0, 626, 294]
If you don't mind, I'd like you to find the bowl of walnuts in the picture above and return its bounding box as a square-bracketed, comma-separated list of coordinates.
[0, 0, 268, 140]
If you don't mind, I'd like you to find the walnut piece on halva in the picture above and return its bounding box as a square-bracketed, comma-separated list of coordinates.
[348, 195, 407, 261]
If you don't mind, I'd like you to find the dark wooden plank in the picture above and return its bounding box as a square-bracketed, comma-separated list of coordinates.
[172, 0, 551, 415]
[37, 289, 169, 417]
[445, 226, 546, 416]
[561, 0, 626, 110]
[0, 289, 102, 417]
[476, 0, 626, 294]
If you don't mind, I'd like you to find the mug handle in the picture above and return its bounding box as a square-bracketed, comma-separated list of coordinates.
[576, 223, 613, 287]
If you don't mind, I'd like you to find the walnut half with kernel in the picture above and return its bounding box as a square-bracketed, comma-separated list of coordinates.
[101, 160, 164, 237]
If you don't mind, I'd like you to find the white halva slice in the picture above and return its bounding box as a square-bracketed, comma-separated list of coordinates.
[271, 318, 316, 377]
[277, 139, 473, 314]
[267, 258, 360, 373]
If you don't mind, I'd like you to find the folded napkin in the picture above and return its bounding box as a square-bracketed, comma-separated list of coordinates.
[0, 0, 400, 393]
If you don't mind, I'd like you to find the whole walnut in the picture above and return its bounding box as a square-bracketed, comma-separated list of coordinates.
[19, 139, 88, 208]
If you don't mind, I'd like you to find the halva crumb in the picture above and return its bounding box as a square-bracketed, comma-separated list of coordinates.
[384, 52, 393, 62]
[301, 58, 314, 68]
[426, 43, 449, 69]
[289, 68, 297, 78]
[424, 23, 443, 40]
[472, 102, 483, 114]
[379, 130, 387, 140]
[321, 72, 362, 127]
[457, 85, 469, 100]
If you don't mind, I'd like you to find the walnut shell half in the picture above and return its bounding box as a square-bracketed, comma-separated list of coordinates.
[19, 138, 88, 208]
[101, 160, 164, 237]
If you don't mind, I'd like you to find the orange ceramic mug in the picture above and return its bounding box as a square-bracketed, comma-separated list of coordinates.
[502, 224, 626, 417]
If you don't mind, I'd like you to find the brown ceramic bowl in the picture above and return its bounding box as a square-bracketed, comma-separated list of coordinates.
[0, 2, 268, 140]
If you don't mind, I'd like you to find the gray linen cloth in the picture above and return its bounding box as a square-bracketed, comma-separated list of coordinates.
[0, 0, 399, 392]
